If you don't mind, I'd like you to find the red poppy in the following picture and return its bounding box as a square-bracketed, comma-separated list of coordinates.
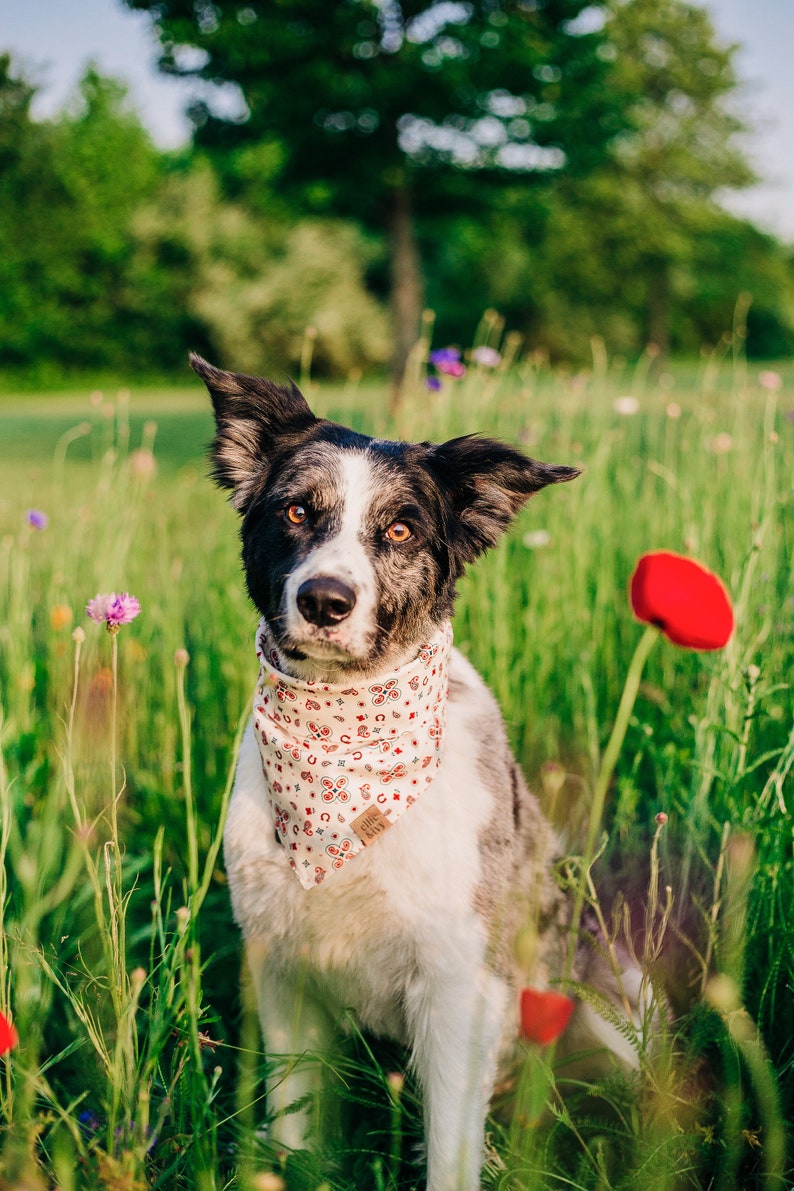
[629, 551, 734, 650]
[0, 1011, 18, 1055]
[519, 987, 575, 1046]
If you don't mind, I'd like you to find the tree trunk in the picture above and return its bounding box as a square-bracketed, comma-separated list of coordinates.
[387, 183, 424, 411]
[646, 256, 671, 358]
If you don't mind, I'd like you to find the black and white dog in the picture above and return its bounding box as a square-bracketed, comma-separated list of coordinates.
[193, 356, 644, 1191]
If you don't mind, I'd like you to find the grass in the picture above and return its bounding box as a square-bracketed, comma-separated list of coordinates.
[0, 347, 792, 1190]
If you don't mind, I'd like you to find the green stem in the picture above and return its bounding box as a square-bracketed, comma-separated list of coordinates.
[567, 625, 659, 972]
[110, 627, 119, 839]
[175, 658, 198, 894]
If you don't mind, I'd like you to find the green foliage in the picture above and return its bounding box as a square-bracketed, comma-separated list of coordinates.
[132, 160, 390, 376]
[122, 0, 619, 209]
[0, 58, 166, 376]
[0, 356, 792, 1187]
[120, 0, 624, 375]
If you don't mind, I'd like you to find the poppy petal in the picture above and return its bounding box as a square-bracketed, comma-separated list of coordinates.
[0, 1011, 18, 1055]
[629, 551, 734, 650]
[519, 987, 575, 1045]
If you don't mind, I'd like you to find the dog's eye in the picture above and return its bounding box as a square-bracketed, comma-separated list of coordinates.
[386, 521, 412, 543]
[287, 504, 308, 525]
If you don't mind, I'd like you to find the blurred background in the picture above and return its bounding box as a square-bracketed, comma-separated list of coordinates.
[2, 0, 793, 388]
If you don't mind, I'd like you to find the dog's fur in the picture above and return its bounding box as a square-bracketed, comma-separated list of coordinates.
[194, 356, 644, 1191]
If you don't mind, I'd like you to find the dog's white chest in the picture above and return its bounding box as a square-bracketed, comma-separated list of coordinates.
[224, 649, 498, 1035]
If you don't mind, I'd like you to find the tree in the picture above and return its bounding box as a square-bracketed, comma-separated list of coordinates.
[130, 160, 391, 375]
[603, 0, 756, 351]
[421, 0, 781, 360]
[0, 59, 177, 375]
[122, 0, 622, 390]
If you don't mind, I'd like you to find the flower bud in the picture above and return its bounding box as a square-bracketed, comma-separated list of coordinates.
[514, 924, 538, 975]
[704, 973, 740, 1015]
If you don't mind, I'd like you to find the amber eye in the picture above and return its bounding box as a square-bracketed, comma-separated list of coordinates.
[386, 521, 412, 543]
[287, 504, 308, 525]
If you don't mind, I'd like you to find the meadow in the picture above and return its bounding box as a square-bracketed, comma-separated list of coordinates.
[0, 343, 792, 1190]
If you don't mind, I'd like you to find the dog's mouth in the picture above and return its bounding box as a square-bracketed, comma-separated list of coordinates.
[272, 621, 368, 668]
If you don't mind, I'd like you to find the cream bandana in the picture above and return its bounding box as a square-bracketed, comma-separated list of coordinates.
[253, 619, 453, 889]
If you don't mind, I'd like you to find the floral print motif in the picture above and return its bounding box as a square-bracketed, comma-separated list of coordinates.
[321, 776, 350, 802]
[369, 678, 401, 705]
[253, 619, 453, 889]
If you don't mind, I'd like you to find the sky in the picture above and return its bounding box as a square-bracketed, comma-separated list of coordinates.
[5, 0, 794, 240]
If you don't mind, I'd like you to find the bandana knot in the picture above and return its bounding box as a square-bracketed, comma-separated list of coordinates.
[253, 620, 453, 889]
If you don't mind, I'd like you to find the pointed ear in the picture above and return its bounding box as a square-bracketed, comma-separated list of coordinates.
[190, 354, 316, 510]
[428, 435, 580, 565]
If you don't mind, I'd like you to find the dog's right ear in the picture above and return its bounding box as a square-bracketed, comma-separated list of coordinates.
[190, 354, 316, 510]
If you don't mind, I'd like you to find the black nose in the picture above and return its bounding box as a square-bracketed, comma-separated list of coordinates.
[296, 577, 357, 627]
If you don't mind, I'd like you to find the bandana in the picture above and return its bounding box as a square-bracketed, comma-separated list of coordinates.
[253, 619, 453, 889]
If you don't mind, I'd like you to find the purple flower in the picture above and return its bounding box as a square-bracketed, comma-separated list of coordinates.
[86, 592, 141, 634]
[426, 376, 443, 392]
[26, 509, 48, 530]
[429, 347, 466, 378]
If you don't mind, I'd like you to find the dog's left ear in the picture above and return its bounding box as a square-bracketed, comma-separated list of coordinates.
[428, 435, 580, 564]
[190, 354, 316, 510]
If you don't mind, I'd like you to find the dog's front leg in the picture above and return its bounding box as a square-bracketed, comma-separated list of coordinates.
[247, 940, 333, 1151]
[407, 964, 508, 1191]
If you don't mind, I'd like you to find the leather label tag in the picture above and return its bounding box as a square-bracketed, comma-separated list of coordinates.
[351, 805, 392, 845]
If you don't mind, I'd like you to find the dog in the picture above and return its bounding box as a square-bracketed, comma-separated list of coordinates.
[192, 355, 647, 1191]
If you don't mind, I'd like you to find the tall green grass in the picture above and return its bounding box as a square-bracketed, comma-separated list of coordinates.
[0, 349, 791, 1189]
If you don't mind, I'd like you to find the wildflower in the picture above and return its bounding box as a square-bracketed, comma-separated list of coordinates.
[130, 967, 147, 990]
[711, 432, 733, 455]
[26, 509, 48, 530]
[522, 529, 551, 549]
[50, 605, 73, 631]
[251, 1175, 286, 1191]
[129, 448, 157, 479]
[426, 375, 443, 392]
[655, 811, 668, 826]
[758, 370, 782, 391]
[472, 346, 502, 368]
[0, 1010, 18, 1055]
[539, 761, 566, 798]
[174, 648, 190, 668]
[429, 347, 466, 379]
[78, 1110, 101, 1136]
[519, 987, 575, 1046]
[613, 396, 639, 416]
[629, 551, 734, 650]
[86, 592, 141, 635]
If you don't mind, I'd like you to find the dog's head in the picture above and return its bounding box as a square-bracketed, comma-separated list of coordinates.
[193, 355, 579, 677]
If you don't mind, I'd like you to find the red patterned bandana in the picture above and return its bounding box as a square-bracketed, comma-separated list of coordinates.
[253, 620, 453, 889]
